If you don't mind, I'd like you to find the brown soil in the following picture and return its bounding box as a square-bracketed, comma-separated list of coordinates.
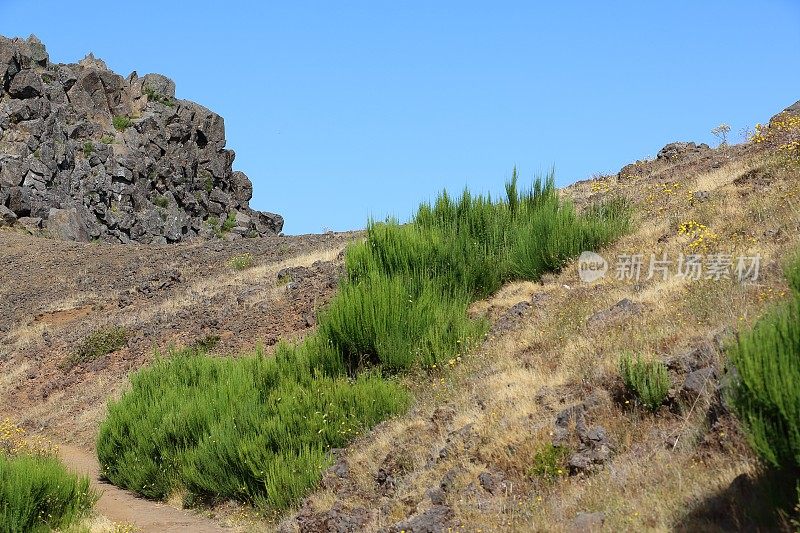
[0, 230, 356, 445]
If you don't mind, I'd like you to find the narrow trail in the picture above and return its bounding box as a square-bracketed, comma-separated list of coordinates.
[59, 445, 233, 533]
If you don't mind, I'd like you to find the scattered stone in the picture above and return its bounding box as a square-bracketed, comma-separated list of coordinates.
[491, 300, 532, 333]
[681, 367, 717, 401]
[657, 142, 711, 161]
[666, 343, 714, 374]
[552, 399, 613, 476]
[586, 298, 643, 328]
[426, 487, 446, 505]
[439, 467, 461, 493]
[295, 501, 369, 533]
[0, 205, 17, 226]
[477, 470, 506, 495]
[693, 190, 711, 203]
[374, 468, 396, 494]
[388, 505, 454, 533]
[330, 457, 349, 479]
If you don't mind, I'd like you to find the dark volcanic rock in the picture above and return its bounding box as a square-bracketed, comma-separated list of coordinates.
[0, 34, 282, 243]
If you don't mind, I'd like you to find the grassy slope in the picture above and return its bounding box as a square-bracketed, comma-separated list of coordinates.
[286, 144, 800, 531]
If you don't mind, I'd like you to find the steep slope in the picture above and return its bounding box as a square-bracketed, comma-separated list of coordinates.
[0, 35, 282, 243]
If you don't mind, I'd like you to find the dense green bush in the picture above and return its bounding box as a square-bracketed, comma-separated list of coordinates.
[619, 353, 671, 412]
[333, 170, 628, 372]
[319, 271, 483, 372]
[729, 254, 800, 470]
[98, 169, 630, 510]
[97, 342, 409, 508]
[0, 453, 95, 532]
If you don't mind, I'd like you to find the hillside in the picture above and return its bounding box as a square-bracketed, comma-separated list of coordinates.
[1, 78, 799, 532]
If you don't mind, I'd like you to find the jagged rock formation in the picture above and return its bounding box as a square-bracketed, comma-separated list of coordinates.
[0, 35, 283, 243]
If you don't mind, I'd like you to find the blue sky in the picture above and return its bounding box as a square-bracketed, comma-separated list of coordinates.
[2, 1, 798, 234]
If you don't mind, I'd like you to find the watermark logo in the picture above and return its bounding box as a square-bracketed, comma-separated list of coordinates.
[578, 252, 761, 283]
[578, 251, 608, 283]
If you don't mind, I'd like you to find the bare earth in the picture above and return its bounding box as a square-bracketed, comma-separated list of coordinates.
[58, 444, 229, 532]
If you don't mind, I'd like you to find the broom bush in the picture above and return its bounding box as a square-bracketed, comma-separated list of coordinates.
[729, 253, 800, 470]
[0, 440, 95, 532]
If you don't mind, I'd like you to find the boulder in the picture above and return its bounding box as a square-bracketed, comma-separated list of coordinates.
[0, 205, 17, 226]
[141, 73, 176, 99]
[46, 207, 88, 241]
[656, 141, 710, 161]
[9, 69, 43, 98]
[0, 156, 24, 187]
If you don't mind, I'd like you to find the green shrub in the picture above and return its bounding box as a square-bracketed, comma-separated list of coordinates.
[619, 353, 671, 412]
[528, 444, 570, 481]
[729, 255, 800, 470]
[143, 85, 175, 107]
[67, 326, 127, 368]
[112, 115, 132, 132]
[229, 253, 254, 271]
[191, 334, 220, 352]
[0, 453, 96, 532]
[221, 213, 237, 233]
[153, 195, 169, 209]
[319, 272, 484, 372]
[97, 343, 409, 509]
[82, 142, 94, 157]
[332, 170, 630, 371]
[200, 172, 214, 193]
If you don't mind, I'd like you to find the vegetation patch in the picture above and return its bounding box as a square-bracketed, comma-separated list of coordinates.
[528, 444, 570, 481]
[67, 326, 128, 369]
[143, 85, 176, 107]
[112, 115, 132, 132]
[97, 343, 409, 509]
[0, 419, 95, 532]
[153, 195, 169, 209]
[729, 252, 800, 472]
[229, 253, 254, 271]
[619, 352, 671, 412]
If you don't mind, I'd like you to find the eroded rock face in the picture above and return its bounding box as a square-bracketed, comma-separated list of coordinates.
[0, 35, 283, 243]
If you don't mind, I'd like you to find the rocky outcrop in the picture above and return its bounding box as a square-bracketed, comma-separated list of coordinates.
[0, 35, 283, 243]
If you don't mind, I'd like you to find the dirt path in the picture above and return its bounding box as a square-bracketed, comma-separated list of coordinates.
[59, 445, 233, 533]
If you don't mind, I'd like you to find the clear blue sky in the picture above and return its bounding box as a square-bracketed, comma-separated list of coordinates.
[2, 1, 798, 234]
